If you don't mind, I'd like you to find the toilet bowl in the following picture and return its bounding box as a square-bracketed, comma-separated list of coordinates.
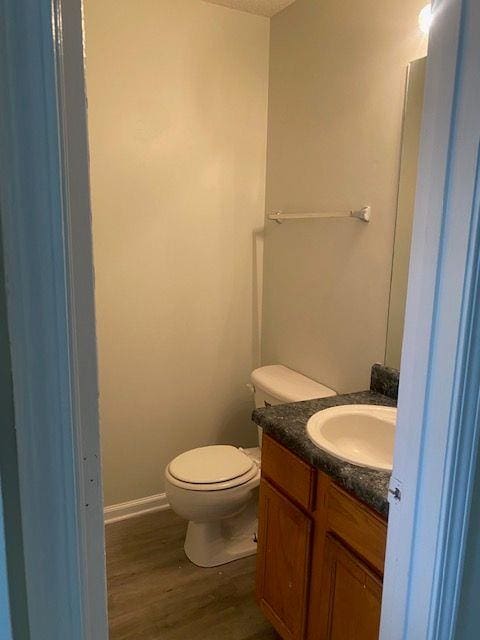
[165, 365, 336, 567]
[165, 445, 260, 567]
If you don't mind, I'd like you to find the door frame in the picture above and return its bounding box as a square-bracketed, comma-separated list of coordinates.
[0, 0, 107, 638]
[1, 0, 480, 638]
[381, 0, 480, 637]
[0, 494, 13, 639]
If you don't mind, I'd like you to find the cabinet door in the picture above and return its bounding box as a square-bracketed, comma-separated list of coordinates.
[318, 535, 382, 640]
[256, 478, 312, 640]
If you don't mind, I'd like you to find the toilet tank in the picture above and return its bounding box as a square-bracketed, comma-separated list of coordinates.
[251, 365, 336, 409]
[251, 365, 337, 448]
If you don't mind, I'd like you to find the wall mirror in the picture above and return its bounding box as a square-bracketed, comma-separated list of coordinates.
[385, 57, 427, 369]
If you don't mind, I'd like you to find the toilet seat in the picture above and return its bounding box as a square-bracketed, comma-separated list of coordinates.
[167, 445, 259, 491]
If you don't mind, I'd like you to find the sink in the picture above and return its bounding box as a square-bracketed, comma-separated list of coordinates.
[306, 404, 396, 471]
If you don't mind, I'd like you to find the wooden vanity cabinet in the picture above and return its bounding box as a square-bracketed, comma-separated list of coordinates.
[256, 435, 387, 640]
[256, 479, 312, 640]
[317, 535, 383, 640]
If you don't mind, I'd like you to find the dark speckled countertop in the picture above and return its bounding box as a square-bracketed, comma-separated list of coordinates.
[252, 389, 396, 519]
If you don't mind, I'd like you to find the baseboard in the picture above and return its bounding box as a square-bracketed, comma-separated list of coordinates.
[104, 492, 170, 525]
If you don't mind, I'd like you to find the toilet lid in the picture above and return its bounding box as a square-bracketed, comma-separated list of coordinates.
[168, 445, 254, 484]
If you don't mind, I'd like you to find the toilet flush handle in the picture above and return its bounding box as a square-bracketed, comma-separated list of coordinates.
[246, 383, 255, 394]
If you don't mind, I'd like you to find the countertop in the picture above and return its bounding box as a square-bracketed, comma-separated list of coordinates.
[252, 390, 396, 518]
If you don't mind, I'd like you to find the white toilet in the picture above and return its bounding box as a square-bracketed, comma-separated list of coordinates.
[165, 365, 336, 567]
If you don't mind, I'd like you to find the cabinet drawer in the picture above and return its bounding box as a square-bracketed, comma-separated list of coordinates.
[261, 435, 315, 511]
[327, 484, 387, 575]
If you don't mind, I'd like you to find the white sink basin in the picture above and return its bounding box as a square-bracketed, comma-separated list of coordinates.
[306, 404, 396, 471]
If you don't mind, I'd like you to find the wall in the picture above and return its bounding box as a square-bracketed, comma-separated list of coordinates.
[261, 0, 428, 392]
[85, 0, 269, 506]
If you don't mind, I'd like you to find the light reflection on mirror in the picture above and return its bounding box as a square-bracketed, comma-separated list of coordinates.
[385, 57, 427, 370]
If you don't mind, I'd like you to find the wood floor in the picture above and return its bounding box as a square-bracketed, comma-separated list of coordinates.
[106, 509, 280, 640]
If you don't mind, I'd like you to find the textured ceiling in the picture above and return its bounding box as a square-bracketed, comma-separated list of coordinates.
[202, 0, 296, 17]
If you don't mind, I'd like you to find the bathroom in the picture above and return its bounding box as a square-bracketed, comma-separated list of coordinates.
[84, 0, 428, 637]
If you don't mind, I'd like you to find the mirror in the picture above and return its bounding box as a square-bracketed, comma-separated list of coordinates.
[385, 57, 427, 369]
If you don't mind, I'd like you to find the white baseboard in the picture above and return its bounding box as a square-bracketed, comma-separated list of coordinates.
[104, 492, 170, 525]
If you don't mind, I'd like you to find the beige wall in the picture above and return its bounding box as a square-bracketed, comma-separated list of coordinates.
[85, 0, 269, 506]
[261, 0, 428, 393]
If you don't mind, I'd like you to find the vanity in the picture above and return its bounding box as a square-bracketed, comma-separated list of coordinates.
[252, 365, 398, 640]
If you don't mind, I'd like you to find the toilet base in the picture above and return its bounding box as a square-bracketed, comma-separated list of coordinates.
[184, 501, 258, 567]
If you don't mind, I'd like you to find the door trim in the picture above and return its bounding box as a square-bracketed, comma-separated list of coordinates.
[381, 0, 480, 637]
[0, 0, 107, 638]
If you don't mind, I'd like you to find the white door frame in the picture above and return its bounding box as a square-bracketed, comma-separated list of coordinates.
[0, 493, 13, 639]
[1, 0, 480, 638]
[381, 0, 480, 637]
[0, 0, 107, 638]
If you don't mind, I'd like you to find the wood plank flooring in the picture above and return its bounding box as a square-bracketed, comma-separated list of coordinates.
[106, 509, 280, 640]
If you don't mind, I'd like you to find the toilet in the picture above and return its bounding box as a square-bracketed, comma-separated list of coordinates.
[165, 365, 336, 567]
